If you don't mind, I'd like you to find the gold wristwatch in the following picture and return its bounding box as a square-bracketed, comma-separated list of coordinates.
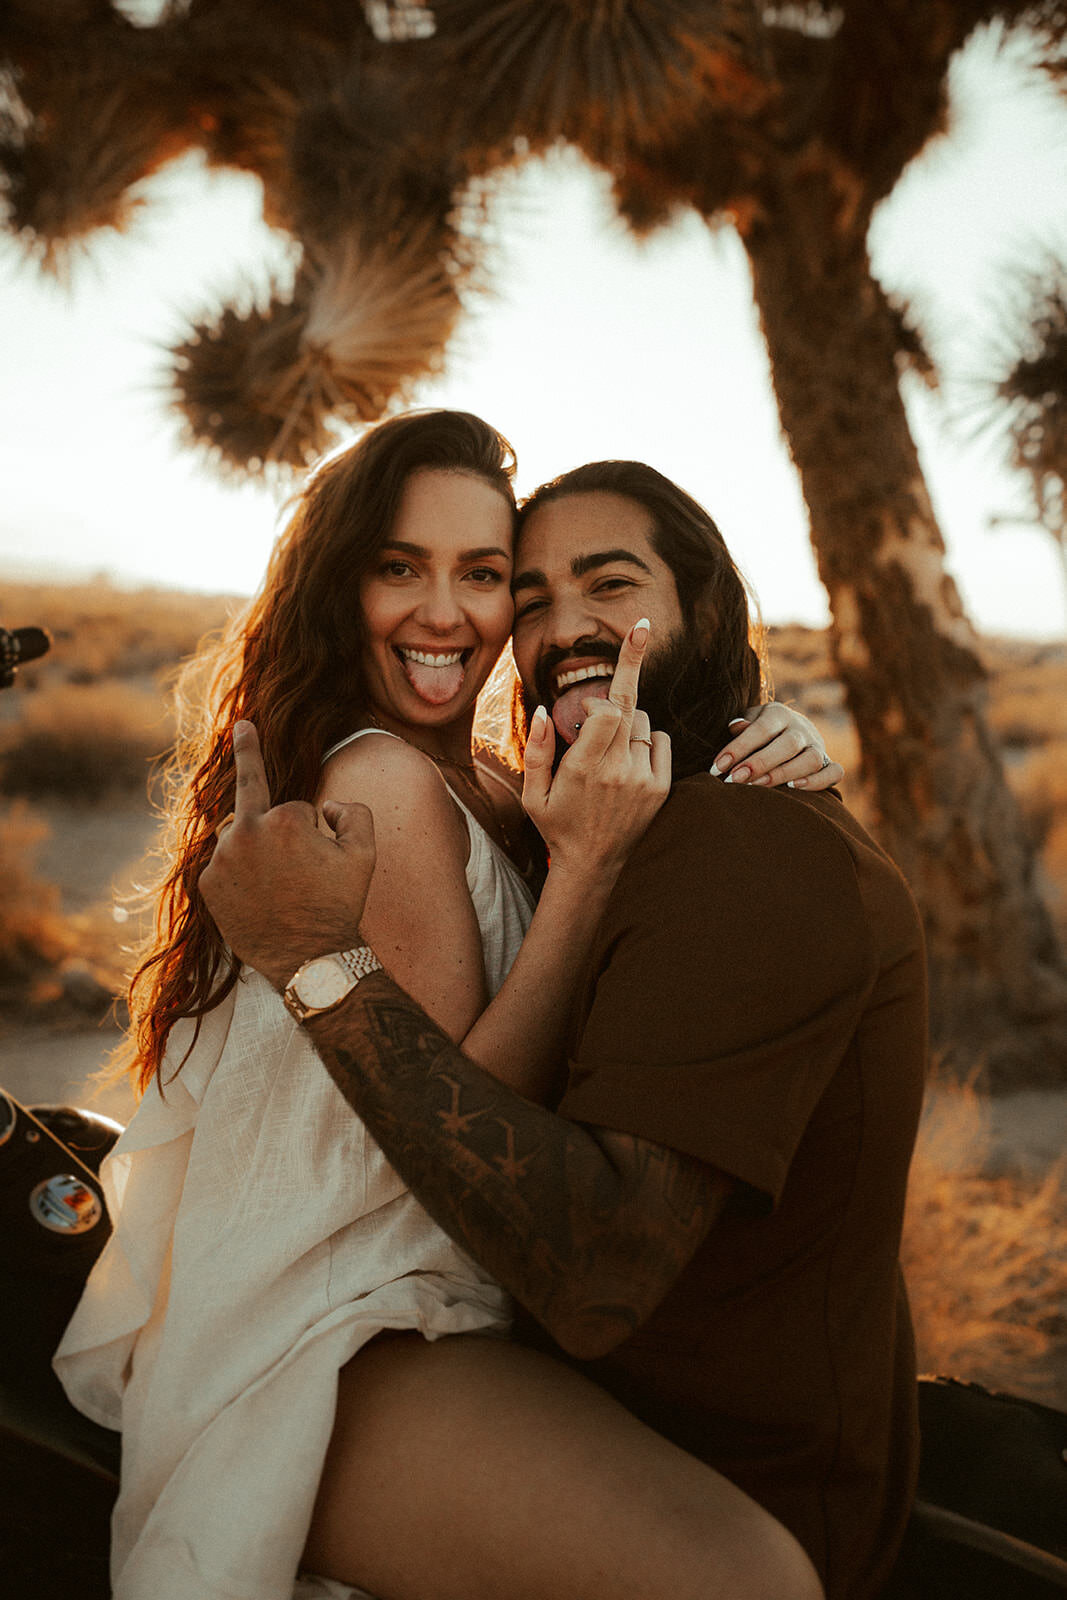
[282, 945, 383, 1022]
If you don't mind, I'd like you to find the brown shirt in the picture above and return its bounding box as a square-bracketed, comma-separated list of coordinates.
[523, 777, 927, 1599]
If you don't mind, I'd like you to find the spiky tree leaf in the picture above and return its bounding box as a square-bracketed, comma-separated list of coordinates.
[425, 0, 773, 167]
[170, 222, 465, 474]
[886, 293, 939, 390]
[0, 21, 195, 270]
[994, 272, 1067, 532]
[0, 0, 122, 78]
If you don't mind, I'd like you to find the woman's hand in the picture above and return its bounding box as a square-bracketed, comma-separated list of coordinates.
[711, 703, 844, 791]
[521, 620, 671, 878]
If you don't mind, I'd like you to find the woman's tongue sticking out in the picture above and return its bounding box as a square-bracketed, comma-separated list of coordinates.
[401, 650, 466, 707]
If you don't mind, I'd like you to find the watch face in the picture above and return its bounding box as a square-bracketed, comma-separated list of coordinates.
[295, 955, 351, 1010]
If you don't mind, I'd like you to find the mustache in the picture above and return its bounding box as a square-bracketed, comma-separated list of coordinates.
[532, 638, 621, 706]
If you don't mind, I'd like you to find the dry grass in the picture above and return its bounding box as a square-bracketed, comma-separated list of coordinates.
[0, 800, 130, 1019]
[902, 1076, 1067, 1402]
[1, 576, 235, 687]
[0, 680, 176, 802]
[0, 801, 71, 997]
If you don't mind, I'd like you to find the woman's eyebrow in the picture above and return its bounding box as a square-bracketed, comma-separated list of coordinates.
[383, 541, 510, 561]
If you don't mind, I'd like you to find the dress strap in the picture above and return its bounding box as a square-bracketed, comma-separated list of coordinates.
[320, 727, 403, 765]
[319, 725, 478, 853]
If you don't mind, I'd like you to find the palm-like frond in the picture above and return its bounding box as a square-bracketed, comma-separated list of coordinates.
[171, 3, 369, 223]
[427, 0, 772, 166]
[169, 223, 466, 475]
[609, 105, 742, 234]
[959, 259, 1067, 535]
[286, 61, 466, 251]
[887, 293, 939, 390]
[997, 277, 1067, 531]
[0, 29, 195, 271]
[0, 1, 122, 78]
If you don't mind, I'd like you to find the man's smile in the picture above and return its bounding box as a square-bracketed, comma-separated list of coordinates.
[532, 645, 622, 744]
[533, 643, 620, 710]
[553, 661, 615, 695]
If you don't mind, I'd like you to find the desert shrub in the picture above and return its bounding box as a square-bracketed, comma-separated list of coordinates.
[0, 802, 70, 993]
[1, 577, 235, 687]
[902, 1077, 1067, 1400]
[0, 681, 175, 802]
[1009, 740, 1067, 850]
[989, 682, 1067, 750]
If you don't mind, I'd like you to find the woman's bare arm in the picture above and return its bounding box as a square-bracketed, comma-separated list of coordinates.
[318, 717, 668, 1105]
[318, 736, 489, 1045]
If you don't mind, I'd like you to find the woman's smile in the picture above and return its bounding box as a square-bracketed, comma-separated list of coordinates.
[394, 643, 474, 706]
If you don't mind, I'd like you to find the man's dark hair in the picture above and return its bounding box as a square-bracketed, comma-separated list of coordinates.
[516, 461, 767, 778]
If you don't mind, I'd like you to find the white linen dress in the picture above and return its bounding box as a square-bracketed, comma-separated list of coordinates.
[55, 731, 535, 1600]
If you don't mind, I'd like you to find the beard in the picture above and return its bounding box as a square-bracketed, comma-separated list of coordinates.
[522, 627, 739, 777]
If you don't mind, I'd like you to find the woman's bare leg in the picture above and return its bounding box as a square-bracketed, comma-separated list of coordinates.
[305, 1332, 822, 1600]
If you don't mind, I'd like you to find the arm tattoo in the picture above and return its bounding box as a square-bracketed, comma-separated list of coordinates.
[307, 973, 726, 1354]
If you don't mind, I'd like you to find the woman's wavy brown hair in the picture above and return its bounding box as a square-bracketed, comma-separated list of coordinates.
[125, 409, 517, 1094]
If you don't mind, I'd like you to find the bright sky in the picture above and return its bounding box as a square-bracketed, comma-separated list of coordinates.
[1, 26, 1065, 637]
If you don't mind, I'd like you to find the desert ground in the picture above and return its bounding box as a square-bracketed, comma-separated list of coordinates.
[1, 579, 1065, 1407]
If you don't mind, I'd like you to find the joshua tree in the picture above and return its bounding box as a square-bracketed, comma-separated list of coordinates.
[3, 0, 1066, 1080]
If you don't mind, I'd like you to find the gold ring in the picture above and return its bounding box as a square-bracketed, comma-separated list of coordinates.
[629, 736, 653, 748]
[215, 812, 236, 838]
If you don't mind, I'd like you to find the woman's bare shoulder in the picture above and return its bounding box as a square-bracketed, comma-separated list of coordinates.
[319, 733, 465, 836]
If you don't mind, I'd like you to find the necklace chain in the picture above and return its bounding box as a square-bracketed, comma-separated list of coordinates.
[428, 751, 523, 865]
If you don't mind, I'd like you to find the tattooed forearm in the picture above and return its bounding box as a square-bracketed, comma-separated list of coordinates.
[306, 972, 727, 1358]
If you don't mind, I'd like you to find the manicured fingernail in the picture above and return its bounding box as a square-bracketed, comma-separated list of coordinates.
[752, 774, 770, 786]
[710, 752, 733, 776]
[530, 705, 549, 740]
[630, 617, 650, 648]
[728, 717, 750, 729]
[792, 777, 808, 788]
[732, 766, 751, 784]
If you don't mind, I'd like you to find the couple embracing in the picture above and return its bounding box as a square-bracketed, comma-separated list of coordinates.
[57, 411, 926, 1600]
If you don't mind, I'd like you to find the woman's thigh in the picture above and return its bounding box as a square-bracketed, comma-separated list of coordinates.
[305, 1332, 821, 1600]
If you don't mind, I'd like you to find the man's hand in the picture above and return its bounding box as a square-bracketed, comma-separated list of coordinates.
[521, 619, 671, 876]
[199, 721, 377, 991]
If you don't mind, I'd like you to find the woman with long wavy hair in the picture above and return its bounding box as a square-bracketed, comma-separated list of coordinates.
[57, 410, 830, 1600]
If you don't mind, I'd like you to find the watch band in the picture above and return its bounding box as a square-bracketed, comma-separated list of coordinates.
[282, 945, 384, 1023]
[332, 946, 384, 984]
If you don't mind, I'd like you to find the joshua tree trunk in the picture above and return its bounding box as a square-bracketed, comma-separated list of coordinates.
[743, 161, 1067, 1086]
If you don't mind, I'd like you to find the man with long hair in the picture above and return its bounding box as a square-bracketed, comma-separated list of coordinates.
[202, 461, 927, 1600]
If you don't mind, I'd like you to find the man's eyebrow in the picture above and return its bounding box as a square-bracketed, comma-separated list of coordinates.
[383, 540, 511, 562]
[573, 548, 653, 578]
[512, 548, 653, 594]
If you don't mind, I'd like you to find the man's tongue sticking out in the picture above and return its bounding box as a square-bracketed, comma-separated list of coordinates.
[402, 652, 466, 707]
[551, 680, 612, 744]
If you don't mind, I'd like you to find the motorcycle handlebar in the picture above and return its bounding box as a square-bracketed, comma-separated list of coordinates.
[0, 625, 51, 687]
